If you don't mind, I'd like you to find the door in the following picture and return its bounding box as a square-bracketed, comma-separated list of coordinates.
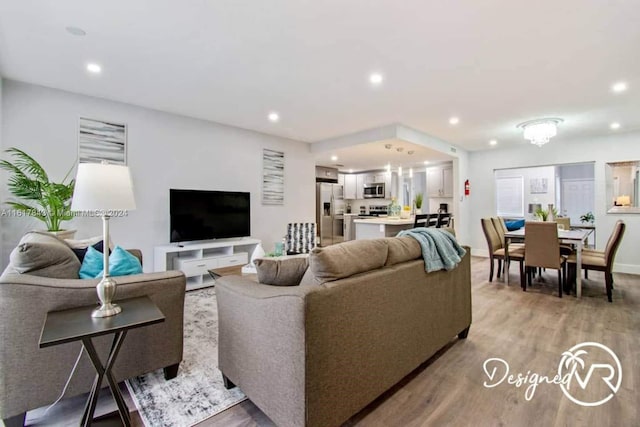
[561, 179, 594, 224]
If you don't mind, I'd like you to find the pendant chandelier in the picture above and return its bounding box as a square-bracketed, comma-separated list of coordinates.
[518, 118, 563, 147]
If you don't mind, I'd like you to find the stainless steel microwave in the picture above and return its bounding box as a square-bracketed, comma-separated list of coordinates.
[363, 183, 385, 198]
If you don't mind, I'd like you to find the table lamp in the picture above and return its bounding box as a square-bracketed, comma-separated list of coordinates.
[616, 195, 631, 206]
[71, 162, 136, 317]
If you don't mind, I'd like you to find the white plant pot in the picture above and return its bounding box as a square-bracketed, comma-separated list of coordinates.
[45, 229, 77, 240]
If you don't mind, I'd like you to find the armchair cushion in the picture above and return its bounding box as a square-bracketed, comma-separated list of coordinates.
[255, 255, 309, 286]
[7, 241, 81, 278]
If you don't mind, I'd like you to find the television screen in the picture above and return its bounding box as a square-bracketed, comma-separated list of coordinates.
[170, 189, 251, 242]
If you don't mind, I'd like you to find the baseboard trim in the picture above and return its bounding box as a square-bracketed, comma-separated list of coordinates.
[471, 248, 489, 258]
[613, 263, 640, 275]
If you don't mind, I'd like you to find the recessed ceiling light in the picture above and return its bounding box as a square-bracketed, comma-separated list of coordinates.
[66, 26, 86, 36]
[489, 139, 498, 146]
[449, 117, 460, 125]
[423, 160, 430, 165]
[369, 73, 384, 85]
[611, 82, 628, 93]
[331, 155, 338, 161]
[268, 112, 280, 122]
[610, 122, 621, 130]
[86, 63, 101, 74]
[349, 169, 354, 173]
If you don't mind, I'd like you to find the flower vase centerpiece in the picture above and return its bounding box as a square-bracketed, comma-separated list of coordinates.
[389, 197, 401, 218]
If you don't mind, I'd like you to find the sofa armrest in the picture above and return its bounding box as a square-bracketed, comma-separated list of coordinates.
[0, 270, 186, 419]
[215, 276, 315, 426]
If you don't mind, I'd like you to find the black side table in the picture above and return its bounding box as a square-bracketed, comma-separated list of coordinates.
[39, 296, 165, 426]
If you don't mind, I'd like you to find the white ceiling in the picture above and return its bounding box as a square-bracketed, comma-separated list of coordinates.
[1, 0, 639, 159]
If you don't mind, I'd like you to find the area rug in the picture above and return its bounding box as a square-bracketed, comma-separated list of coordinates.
[126, 288, 246, 427]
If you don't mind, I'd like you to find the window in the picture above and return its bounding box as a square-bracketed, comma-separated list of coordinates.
[495, 176, 524, 217]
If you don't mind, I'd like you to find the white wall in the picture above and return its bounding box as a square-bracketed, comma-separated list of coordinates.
[468, 132, 640, 273]
[0, 80, 315, 271]
[495, 165, 556, 219]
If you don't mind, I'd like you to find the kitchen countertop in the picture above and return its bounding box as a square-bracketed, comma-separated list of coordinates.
[353, 217, 415, 225]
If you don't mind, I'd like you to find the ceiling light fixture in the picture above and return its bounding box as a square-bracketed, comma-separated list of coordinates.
[396, 147, 404, 152]
[398, 166, 403, 176]
[611, 82, 628, 93]
[407, 150, 414, 155]
[489, 139, 497, 146]
[409, 168, 413, 178]
[331, 155, 338, 161]
[369, 73, 384, 85]
[517, 118, 563, 147]
[66, 26, 86, 36]
[423, 161, 430, 165]
[449, 117, 460, 125]
[384, 143, 392, 149]
[268, 112, 280, 122]
[86, 63, 102, 74]
[610, 122, 621, 130]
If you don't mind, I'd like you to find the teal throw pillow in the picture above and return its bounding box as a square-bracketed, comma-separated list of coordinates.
[104, 246, 143, 277]
[79, 245, 104, 279]
[79, 245, 143, 279]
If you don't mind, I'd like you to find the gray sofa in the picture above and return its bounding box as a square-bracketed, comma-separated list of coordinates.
[0, 232, 186, 427]
[216, 236, 472, 427]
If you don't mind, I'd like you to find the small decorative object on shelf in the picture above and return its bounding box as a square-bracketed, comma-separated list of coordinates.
[388, 198, 401, 218]
[580, 211, 595, 224]
[547, 204, 555, 222]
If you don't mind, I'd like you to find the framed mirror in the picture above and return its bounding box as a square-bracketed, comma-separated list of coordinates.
[607, 161, 640, 213]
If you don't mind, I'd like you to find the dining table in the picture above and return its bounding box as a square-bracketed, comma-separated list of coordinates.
[504, 227, 593, 298]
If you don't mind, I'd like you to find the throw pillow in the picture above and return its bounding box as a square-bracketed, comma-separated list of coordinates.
[8, 241, 81, 278]
[79, 246, 105, 279]
[80, 245, 143, 279]
[255, 256, 309, 286]
[71, 240, 108, 263]
[106, 246, 143, 277]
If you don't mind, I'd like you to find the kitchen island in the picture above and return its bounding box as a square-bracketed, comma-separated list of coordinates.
[354, 217, 415, 240]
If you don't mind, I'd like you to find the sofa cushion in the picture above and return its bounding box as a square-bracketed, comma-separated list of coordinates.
[7, 241, 81, 278]
[255, 255, 309, 286]
[306, 239, 388, 283]
[384, 236, 422, 266]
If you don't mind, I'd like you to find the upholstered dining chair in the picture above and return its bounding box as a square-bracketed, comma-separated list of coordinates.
[567, 220, 625, 302]
[414, 214, 430, 227]
[285, 223, 316, 255]
[523, 221, 566, 297]
[556, 217, 571, 230]
[481, 218, 524, 283]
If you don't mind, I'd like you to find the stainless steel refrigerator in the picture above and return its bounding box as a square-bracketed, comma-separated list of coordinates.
[316, 183, 345, 246]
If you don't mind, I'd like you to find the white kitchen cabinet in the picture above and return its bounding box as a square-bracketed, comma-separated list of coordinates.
[427, 166, 453, 198]
[356, 174, 366, 199]
[343, 174, 358, 199]
[338, 173, 345, 187]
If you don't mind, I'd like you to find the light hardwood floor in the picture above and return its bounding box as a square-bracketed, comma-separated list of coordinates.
[22, 257, 639, 427]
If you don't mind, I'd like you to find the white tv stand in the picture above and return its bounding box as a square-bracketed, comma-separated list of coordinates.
[154, 238, 261, 291]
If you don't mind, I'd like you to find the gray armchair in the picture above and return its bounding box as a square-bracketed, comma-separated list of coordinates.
[0, 234, 186, 426]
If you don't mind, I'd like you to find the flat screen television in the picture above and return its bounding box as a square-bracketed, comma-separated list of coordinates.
[170, 189, 251, 243]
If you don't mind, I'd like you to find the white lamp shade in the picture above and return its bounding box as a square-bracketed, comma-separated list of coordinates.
[72, 163, 136, 211]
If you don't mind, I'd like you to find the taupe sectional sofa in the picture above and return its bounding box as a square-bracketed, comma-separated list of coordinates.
[216, 236, 472, 427]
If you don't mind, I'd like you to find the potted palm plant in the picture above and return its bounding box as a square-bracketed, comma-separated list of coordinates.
[0, 147, 76, 237]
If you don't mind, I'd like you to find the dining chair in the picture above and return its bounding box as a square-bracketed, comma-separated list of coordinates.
[556, 217, 571, 230]
[523, 221, 566, 297]
[491, 217, 524, 275]
[481, 218, 524, 283]
[437, 213, 452, 228]
[414, 214, 430, 227]
[567, 220, 625, 302]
